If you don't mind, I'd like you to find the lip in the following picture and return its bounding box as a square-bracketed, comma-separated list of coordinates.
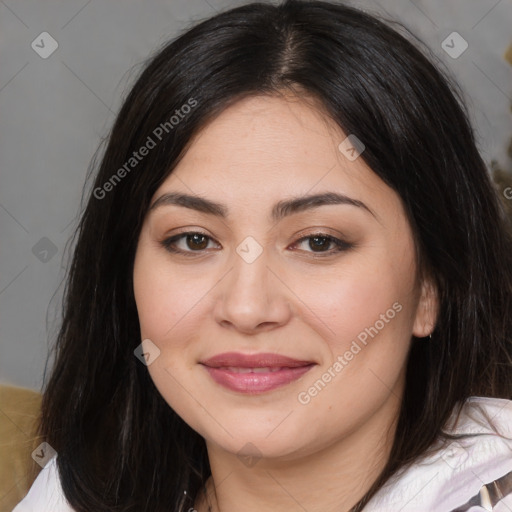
[200, 352, 316, 394]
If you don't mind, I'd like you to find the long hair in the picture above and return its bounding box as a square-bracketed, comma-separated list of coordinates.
[37, 1, 512, 510]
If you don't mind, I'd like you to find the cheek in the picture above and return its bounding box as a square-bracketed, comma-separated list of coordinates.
[132, 245, 214, 400]
[295, 256, 415, 419]
[133, 248, 204, 423]
[289, 253, 414, 353]
[133, 247, 202, 344]
[287, 247, 416, 416]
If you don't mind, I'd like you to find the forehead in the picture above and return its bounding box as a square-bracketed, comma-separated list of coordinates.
[150, 94, 400, 222]
[180, 93, 344, 171]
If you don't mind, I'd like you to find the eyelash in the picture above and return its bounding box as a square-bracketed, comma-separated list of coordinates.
[159, 231, 353, 258]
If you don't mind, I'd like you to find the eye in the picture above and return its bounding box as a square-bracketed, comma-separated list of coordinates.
[160, 231, 352, 258]
[290, 233, 353, 256]
[160, 231, 220, 256]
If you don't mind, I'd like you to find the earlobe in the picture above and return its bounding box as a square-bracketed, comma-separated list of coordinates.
[412, 278, 439, 338]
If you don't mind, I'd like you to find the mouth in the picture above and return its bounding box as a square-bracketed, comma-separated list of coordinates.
[200, 352, 316, 394]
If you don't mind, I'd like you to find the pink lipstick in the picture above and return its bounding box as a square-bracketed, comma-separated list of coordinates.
[200, 352, 315, 393]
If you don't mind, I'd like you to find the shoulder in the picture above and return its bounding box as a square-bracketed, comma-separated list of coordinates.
[11, 454, 75, 512]
[364, 397, 512, 512]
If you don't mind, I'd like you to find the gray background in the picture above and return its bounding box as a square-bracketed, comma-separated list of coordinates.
[1, 0, 511, 392]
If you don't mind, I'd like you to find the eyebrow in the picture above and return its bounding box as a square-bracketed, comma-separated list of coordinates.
[149, 191, 376, 222]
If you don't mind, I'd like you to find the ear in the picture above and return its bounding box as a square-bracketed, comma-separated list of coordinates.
[412, 277, 439, 337]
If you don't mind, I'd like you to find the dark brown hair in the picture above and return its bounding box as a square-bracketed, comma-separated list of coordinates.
[37, 1, 512, 510]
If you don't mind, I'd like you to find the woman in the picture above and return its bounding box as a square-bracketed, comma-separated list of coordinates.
[13, 0, 512, 510]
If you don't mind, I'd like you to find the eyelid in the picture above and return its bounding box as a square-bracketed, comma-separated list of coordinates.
[290, 233, 353, 256]
[159, 229, 353, 257]
[160, 229, 219, 256]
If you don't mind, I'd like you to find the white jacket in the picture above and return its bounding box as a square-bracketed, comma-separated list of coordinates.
[12, 396, 512, 511]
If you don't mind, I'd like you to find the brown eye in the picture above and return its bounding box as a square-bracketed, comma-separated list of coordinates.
[160, 231, 352, 258]
[186, 233, 209, 250]
[292, 233, 353, 256]
[309, 236, 332, 252]
[160, 232, 219, 256]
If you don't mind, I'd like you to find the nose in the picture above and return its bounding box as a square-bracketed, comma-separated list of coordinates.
[212, 247, 292, 334]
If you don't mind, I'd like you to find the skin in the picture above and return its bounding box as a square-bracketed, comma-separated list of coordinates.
[133, 91, 438, 512]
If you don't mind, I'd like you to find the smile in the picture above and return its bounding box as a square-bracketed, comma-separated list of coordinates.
[200, 352, 316, 393]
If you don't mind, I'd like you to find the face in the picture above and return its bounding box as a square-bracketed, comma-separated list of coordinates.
[133, 93, 436, 462]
